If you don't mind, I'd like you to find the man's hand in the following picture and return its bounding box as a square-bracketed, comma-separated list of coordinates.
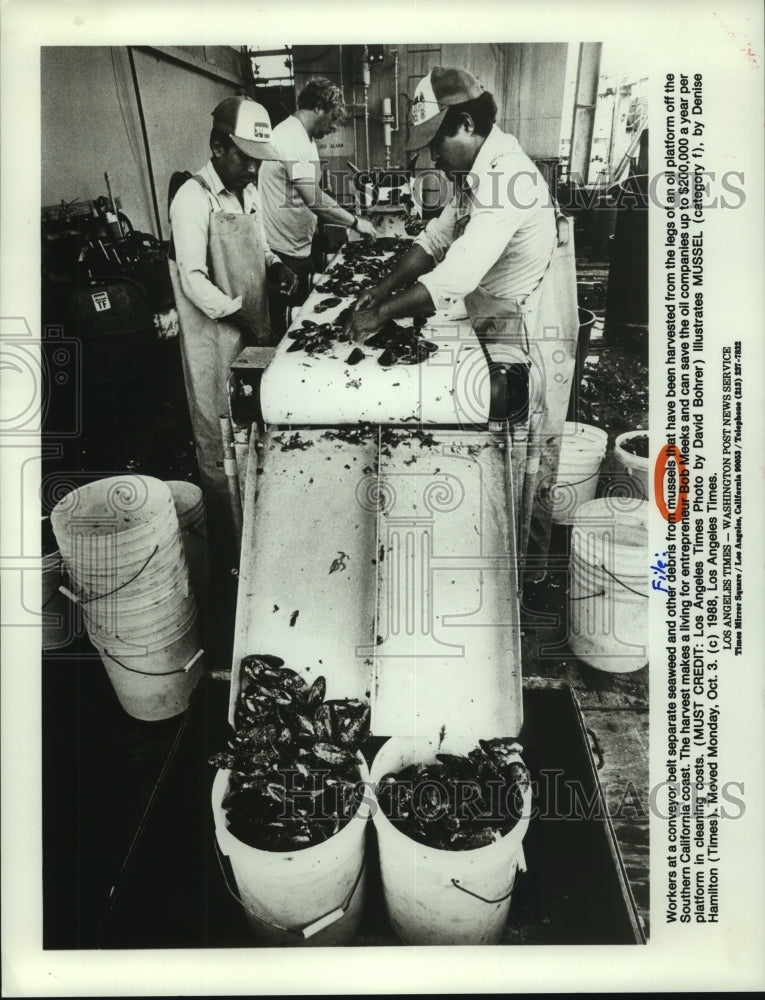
[344, 305, 385, 344]
[225, 308, 258, 338]
[354, 282, 389, 313]
[354, 217, 377, 241]
[270, 262, 299, 296]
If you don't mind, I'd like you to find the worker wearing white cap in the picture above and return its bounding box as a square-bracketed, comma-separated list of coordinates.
[259, 78, 377, 335]
[345, 67, 578, 569]
[169, 96, 297, 550]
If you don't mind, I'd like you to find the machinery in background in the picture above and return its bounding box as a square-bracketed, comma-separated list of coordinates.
[41, 176, 188, 459]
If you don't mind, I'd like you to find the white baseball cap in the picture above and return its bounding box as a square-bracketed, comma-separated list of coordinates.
[408, 67, 484, 150]
[212, 96, 278, 159]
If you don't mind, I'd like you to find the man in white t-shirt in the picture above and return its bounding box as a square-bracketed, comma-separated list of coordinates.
[259, 77, 376, 333]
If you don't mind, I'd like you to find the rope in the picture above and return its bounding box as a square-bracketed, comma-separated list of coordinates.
[101, 646, 203, 677]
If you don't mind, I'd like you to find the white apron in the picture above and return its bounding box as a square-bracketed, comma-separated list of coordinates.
[169, 175, 274, 525]
[465, 224, 578, 577]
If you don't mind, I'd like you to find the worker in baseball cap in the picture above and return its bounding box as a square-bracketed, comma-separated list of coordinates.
[345, 66, 578, 570]
[168, 95, 297, 621]
[210, 95, 280, 162]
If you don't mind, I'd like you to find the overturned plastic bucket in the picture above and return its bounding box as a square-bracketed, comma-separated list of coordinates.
[569, 498, 649, 673]
[93, 618, 204, 721]
[369, 736, 531, 945]
[614, 430, 650, 499]
[211, 757, 371, 946]
[548, 422, 608, 524]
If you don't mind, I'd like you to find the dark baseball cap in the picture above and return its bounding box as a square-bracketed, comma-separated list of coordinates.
[212, 96, 278, 159]
[407, 66, 484, 150]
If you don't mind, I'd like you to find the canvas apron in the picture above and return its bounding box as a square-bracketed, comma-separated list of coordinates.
[169, 175, 274, 526]
[465, 222, 578, 577]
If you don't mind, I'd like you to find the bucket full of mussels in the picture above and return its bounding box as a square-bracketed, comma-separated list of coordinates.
[210, 655, 372, 946]
[369, 734, 532, 945]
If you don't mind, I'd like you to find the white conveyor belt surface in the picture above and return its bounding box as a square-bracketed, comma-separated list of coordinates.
[231, 427, 523, 740]
[259, 236, 491, 427]
[260, 312, 491, 427]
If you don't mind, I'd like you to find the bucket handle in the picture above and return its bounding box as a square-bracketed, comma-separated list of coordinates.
[450, 849, 526, 905]
[213, 836, 366, 940]
[552, 470, 600, 489]
[58, 545, 160, 605]
[568, 565, 647, 602]
[568, 588, 605, 601]
[102, 646, 203, 677]
[600, 564, 648, 598]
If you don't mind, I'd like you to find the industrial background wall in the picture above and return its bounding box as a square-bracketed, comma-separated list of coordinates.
[292, 43, 568, 186]
[42, 43, 568, 237]
[41, 47, 250, 239]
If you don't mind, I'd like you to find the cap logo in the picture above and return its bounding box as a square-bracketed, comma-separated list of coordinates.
[410, 95, 430, 126]
[410, 72, 440, 127]
[235, 100, 272, 143]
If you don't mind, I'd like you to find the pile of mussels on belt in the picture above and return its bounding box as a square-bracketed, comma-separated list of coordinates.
[210, 656, 530, 853]
[285, 236, 439, 367]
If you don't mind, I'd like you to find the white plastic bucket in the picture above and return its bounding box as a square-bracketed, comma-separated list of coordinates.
[84, 597, 197, 648]
[614, 431, 650, 499]
[569, 498, 649, 673]
[212, 756, 371, 946]
[70, 540, 188, 598]
[60, 519, 182, 579]
[79, 551, 190, 609]
[549, 422, 608, 524]
[95, 619, 203, 721]
[167, 481, 207, 608]
[87, 595, 198, 652]
[369, 736, 531, 945]
[50, 475, 175, 541]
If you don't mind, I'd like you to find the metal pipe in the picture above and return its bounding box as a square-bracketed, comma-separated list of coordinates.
[391, 48, 400, 132]
[127, 46, 164, 242]
[219, 414, 243, 547]
[363, 46, 371, 171]
[569, 42, 602, 186]
[364, 90, 370, 170]
[382, 97, 393, 170]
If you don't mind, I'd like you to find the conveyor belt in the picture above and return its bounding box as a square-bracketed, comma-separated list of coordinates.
[231, 426, 523, 739]
[259, 239, 492, 427]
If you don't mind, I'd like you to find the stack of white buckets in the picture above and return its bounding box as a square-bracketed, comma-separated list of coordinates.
[548, 422, 649, 673]
[569, 497, 649, 673]
[51, 475, 204, 720]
